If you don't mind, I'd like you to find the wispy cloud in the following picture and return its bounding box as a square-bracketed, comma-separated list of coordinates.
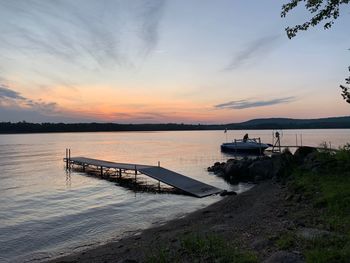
[214, 96, 296, 109]
[223, 35, 281, 71]
[0, 0, 165, 69]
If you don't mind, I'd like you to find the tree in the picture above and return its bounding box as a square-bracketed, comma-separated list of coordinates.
[340, 66, 350, 103]
[281, 0, 350, 103]
[281, 0, 349, 39]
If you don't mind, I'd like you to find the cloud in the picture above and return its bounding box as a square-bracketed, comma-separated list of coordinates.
[0, 0, 166, 69]
[0, 84, 58, 114]
[214, 96, 296, 109]
[137, 0, 166, 55]
[223, 35, 281, 71]
[0, 85, 25, 100]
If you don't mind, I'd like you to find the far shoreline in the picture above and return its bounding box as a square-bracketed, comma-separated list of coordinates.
[1, 116, 350, 134]
[1, 127, 350, 135]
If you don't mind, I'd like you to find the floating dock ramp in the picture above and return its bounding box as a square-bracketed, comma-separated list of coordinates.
[66, 156, 222, 198]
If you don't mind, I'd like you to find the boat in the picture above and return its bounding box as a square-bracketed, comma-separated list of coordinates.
[221, 138, 271, 154]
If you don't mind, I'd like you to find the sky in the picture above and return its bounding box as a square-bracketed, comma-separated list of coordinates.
[0, 0, 349, 124]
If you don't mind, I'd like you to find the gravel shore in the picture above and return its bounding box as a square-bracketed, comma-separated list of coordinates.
[48, 181, 298, 262]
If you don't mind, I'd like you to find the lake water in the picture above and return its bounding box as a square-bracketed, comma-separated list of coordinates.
[0, 129, 349, 262]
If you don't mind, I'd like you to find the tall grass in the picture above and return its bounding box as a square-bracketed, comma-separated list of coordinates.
[289, 146, 350, 262]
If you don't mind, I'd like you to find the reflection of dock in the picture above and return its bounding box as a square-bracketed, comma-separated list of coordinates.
[64, 155, 222, 198]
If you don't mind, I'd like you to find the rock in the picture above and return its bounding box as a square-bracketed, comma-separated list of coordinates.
[302, 151, 322, 172]
[207, 162, 225, 173]
[219, 190, 237, 196]
[297, 228, 332, 240]
[211, 224, 228, 232]
[248, 158, 273, 181]
[270, 151, 294, 179]
[294, 219, 306, 227]
[214, 158, 255, 183]
[251, 238, 272, 250]
[294, 146, 317, 164]
[263, 251, 303, 263]
[224, 159, 240, 175]
[285, 194, 294, 201]
[302, 151, 338, 172]
[294, 194, 302, 203]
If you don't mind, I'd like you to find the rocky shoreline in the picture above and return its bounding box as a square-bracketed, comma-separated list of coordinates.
[208, 146, 319, 184]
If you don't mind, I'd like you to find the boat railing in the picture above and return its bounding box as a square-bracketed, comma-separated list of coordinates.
[233, 137, 261, 143]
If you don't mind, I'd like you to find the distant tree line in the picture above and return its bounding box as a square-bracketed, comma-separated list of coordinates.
[1, 117, 350, 134]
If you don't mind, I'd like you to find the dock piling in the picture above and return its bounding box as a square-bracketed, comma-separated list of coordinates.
[134, 165, 137, 182]
[68, 149, 71, 170]
[65, 149, 68, 169]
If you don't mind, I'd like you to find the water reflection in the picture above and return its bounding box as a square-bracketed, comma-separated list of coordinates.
[65, 169, 71, 188]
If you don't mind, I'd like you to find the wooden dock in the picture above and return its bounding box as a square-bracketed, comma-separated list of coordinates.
[65, 156, 222, 198]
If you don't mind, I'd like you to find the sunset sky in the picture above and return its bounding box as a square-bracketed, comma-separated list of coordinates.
[0, 0, 349, 123]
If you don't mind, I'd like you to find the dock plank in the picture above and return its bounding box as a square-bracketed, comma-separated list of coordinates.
[68, 157, 222, 198]
[70, 157, 152, 170]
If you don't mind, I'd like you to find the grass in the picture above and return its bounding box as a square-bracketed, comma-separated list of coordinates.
[304, 236, 350, 263]
[145, 247, 171, 263]
[286, 147, 350, 262]
[146, 234, 257, 263]
[275, 232, 298, 250]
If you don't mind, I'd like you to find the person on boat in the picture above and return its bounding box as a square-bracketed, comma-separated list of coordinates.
[275, 131, 280, 138]
[243, 133, 249, 142]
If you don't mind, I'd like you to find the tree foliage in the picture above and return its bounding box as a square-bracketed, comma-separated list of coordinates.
[340, 66, 350, 103]
[281, 0, 350, 39]
[281, 0, 350, 104]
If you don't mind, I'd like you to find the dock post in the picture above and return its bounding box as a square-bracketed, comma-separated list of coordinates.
[68, 149, 71, 170]
[259, 138, 262, 155]
[158, 181, 160, 192]
[65, 149, 68, 170]
[158, 161, 160, 167]
[119, 169, 122, 178]
[134, 165, 137, 182]
[82, 164, 85, 172]
[100, 166, 103, 176]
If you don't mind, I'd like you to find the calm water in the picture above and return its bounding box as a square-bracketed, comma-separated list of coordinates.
[0, 129, 349, 262]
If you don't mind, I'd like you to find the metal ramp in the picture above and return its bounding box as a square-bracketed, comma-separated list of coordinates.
[138, 166, 222, 198]
[66, 157, 222, 198]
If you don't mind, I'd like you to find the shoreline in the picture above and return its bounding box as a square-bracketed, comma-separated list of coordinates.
[48, 181, 292, 262]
